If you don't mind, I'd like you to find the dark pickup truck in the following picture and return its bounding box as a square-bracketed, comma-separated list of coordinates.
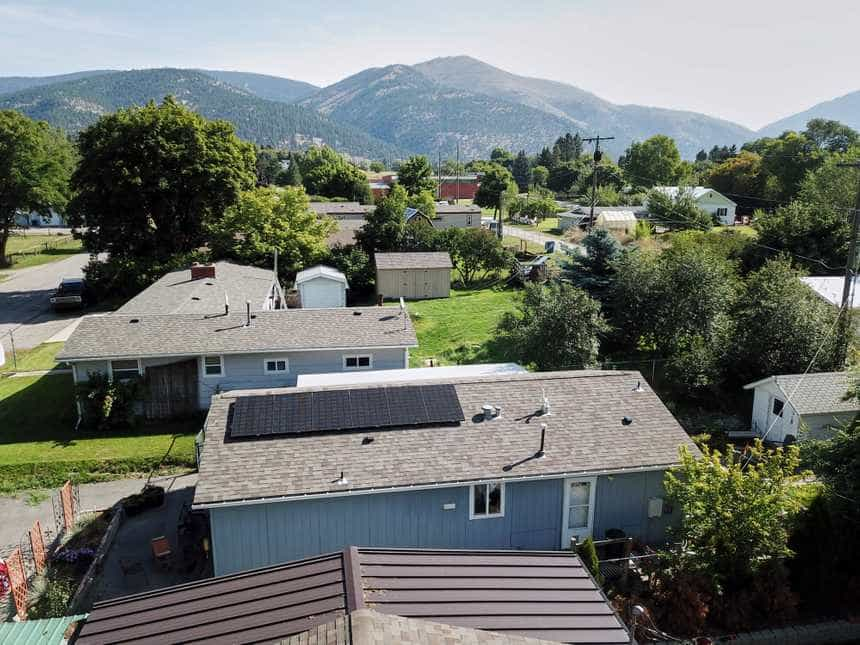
[50, 277, 93, 311]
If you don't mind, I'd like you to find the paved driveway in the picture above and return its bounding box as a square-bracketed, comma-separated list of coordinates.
[0, 252, 91, 353]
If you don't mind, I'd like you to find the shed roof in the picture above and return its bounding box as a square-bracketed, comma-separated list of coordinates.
[194, 370, 697, 507]
[74, 547, 629, 645]
[744, 372, 858, 416]
[800, 276, 860, 308]
[375, 252, 453, 270]
[57, 307, 416, 362]
[295, 265, 348, 286]
[596, 211, 637, 223]
[117, 261, 276, 316]
[435, 204, 482, 214]
[0, 615, 86, 644]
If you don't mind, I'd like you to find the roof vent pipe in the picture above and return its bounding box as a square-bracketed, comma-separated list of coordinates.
[535, 423, 547, 458]
[225, 293, 229, 316]
[482, 404, 500, 421]
[632, 380, 645, 393]
[541, 388, 551, 416]
[245, 300, 251, 327]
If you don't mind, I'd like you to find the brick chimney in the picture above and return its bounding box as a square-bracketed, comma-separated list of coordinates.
[190, 263, 216, 280]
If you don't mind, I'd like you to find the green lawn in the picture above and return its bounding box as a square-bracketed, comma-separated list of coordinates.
[0, 342, 66, 374]
[3, 235, 83, 270]
[712, 224, 757, 238]
[0, 372, 198, 493]
[404, 286, 522, 367]
[505, 217, 563, 237]
[502, 235, 546, 255]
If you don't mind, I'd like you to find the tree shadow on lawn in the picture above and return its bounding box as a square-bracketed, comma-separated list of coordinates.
[0, 374, 202, 450]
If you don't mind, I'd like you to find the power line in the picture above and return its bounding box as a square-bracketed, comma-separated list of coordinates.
[582, 135, 614, 229]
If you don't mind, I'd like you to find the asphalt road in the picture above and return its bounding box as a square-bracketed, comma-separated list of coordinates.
[0, 252, 91, 353]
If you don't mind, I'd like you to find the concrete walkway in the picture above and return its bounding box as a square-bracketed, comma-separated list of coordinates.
[0, 473, 196, 557]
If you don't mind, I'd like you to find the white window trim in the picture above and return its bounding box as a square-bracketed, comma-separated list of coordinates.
[202, 355, 225, 378]
[108, 359, 142, 381]
[263, 357, 290, 374]
[343, 354, 373, 370]
[469, 481, 505, 520]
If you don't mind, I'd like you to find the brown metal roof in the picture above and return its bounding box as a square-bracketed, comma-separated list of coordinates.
[73, 548, 629, 645]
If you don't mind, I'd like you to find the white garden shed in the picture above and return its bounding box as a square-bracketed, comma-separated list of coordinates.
[295, 265, 348, 308]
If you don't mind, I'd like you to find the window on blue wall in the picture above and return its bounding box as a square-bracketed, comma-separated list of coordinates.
[470, 482, 504, 519]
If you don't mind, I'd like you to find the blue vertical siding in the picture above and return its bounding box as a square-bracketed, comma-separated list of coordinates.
[209, 471, 674, 576]
[593, 471, 676, 544]
[210, 479, 562, 575]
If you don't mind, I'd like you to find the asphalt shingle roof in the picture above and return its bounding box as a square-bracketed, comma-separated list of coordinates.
[375, 252, 453, 270]
[309, 202, 371, 216]
[117, 261, 276, 316]
[435, 204, 482, 214]
[194, 370, 696, 506]
[57, 308, 417, 361]
[764, 372, 858, 415]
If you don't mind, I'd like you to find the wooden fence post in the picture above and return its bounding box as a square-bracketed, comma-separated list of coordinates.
[61, 480, 75, 531]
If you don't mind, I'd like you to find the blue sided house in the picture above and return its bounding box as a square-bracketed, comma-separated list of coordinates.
[193, 370, 699, 576]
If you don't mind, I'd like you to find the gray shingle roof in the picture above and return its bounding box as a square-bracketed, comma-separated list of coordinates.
[194, 370, 696, 506]
[309, 202, 371, 216]
[435, 204, 482, 214]
[57, 308, 417, 361]
[117, 261, 276, 315]
[747, 372, 859, 415]
[375, 252, 453, 270]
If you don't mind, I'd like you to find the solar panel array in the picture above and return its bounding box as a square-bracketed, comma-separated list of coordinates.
[229, 384, 464, 438]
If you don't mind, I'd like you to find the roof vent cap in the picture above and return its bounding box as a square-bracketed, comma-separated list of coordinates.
[129, 318, 140, 324]
[622, 416, 633, 426]
[353, 310, 362, 316]
[482, 404, 500, 421]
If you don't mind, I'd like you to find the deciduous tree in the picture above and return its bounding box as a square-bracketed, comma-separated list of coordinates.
[439, 227, 511, 286]
[357, 184, 407, 254]
[0, 110, 75, 263]
[496, 282, 608, 370]
[397, 155, 436, 195]
[299, 146, 371, 202]
[68, 97, 256, 262]
[621, 135, 683, 188]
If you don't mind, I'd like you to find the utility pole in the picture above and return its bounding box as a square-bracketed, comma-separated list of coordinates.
[582, 134, 614, 230]
[437, 151, 442, 201]
[837, 160, 860, 365]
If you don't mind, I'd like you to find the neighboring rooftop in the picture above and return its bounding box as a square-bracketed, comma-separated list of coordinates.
[435, 203, 482, 213]
[597, 210, 637, 223]
[194, 370, 697, 506]
[800, 276, 860, 308]
[375, 252, 454, 270]
[296, 363, 527, 387]
[651, 186, 736, 204]
[74, 547, 629, 645]
[295, 264, 348, 286]
[118, 261, 278, 316]
[57, 307, 417, 361]
[309, 202, 372, 216]
[744, 372, 858, 416]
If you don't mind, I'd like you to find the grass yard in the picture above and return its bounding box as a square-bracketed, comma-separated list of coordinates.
[0, 342, 66, 374]
[0, 372, 198, 494]
[505, 217, 563, 237]
[501, 235, 546, 255]
[404, 285, 522, 367]
[3, 234, 83, 270]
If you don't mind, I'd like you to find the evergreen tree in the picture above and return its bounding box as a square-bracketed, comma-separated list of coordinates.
[536, 146, 555, 169]
[280, 152, 303, 187]
[511, 150, 531, 192]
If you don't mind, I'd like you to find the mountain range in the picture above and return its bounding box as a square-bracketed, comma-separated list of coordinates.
[0, 57, 855, 160]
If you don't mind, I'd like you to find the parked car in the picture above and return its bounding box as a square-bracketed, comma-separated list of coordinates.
[50, 277, 93, 311]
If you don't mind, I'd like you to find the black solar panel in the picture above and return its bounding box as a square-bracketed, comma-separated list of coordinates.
[228, 384, 464, 438]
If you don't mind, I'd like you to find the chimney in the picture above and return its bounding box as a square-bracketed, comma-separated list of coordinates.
[191, 263, 216, 280]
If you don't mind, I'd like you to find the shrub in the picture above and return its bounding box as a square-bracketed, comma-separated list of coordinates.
[577, 537, 604, 586]
[28, 574, 77, 619]
[76, 372, 141, 430]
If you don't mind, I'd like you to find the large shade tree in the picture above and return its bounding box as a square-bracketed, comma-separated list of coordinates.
[397, 155, 436, 195]
[0, 110, 75, 263]
[68, 97, 256, 261]
[620, 135, 683, 188]
[208, 185, 335, 275]
[297, 146, 371, 202]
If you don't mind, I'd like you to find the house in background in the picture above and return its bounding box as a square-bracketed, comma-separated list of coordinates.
[646, 186, 737, 225]
[309, 201, 373, 220]
[57, 261, 416, 416]
[375, 252, 453, 300]
[193, 370, 698, 575]
[14, 209, 67, 227]
[295, 265, 348, 308]
[74, 547, 630, 644]
[743, 372, 858, 443]
[406, 204, 481, 230]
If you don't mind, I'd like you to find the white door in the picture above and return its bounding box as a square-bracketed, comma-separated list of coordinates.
[561, 477, 597, 548]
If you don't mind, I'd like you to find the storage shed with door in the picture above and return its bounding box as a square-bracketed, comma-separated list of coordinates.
[295, 265, 348, 308]
[375, 252, 452, 300]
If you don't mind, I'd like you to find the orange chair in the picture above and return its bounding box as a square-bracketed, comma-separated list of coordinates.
[151, 536, 172, 569]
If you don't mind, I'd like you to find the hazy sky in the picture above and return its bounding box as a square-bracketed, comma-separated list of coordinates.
[0, 0, 856, 130]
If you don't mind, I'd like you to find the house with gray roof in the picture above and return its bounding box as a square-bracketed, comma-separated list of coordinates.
[57, 262, 417, 416]
[743, 372, 858, 443]
[194, 370, 697, 575]
[405, 203, 481, 230]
